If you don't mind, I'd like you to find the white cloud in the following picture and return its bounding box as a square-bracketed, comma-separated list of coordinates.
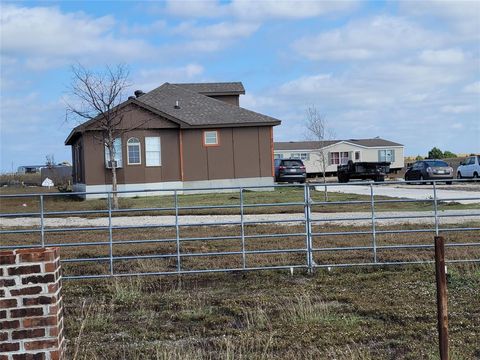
[168, 21, 260, 53]
[419, 49, 465, 65]
[165, 0, 358, 20]
[0, 4, 157, 69]
[293, 16, 444, 61]
[463, 81, 480, 94]
[400, 0, 480, 38]
[134, 64, 204, 92]
[440, 105, 475, 114]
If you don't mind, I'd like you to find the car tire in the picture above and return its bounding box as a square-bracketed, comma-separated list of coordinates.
[474, 172, 479, 179]
[457, 172, 462, 179]
[419, 175, 424, 185]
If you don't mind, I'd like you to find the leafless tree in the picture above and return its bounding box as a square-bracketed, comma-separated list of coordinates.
[305, 106, 335, 201]
[45, 154, 55, 168]
[66, 64, 131, 209]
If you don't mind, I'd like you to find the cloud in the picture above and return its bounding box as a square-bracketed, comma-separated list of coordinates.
[463, 81, 480, 94]
[440, 105, 475, 114]
[134, 63, 204, 91]
[0, 4, 157, 69]
[419, 49, 465, 65]
[293, 15, 444, 61]
[165, 0, 358, 20]
[400, 0, 480, 38]
[167, 21, 260, 53]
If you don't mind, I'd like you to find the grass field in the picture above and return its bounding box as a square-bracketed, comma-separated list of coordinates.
[1, 186, 478, 216]
[63, 264, 480, 359]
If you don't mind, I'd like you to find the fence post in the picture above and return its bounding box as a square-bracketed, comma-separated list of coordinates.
[39, 195, 45, 248]
[174, 190, 181, 273]
[369, 183, 377, 263]
[240, 188, 246, 269]
[304, 183, 313, 273]
[107, 193, 113, 276]
[435, 235, 449, 360]
[433, 181, 439, 236]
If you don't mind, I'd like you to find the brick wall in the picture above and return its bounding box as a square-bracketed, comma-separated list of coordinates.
[0, 248, 64, 360]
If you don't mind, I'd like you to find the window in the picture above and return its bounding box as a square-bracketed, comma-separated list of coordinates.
[292, 152, 310, 160]
[127, 137, 141, 165]
[329, 152, 349, 165]
[204, 130, 219, 146]
[378, 149, 395, 162]
[145, 137, 161, 166]
[355, 151, 360, 161]
[105, 138, 123, 168]
[274, 153, 284, 159]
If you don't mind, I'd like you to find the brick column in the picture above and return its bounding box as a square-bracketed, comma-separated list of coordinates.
[0, 248, 64, 360]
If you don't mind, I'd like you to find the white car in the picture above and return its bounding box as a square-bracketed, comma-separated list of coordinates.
[457, 155, 480, 179]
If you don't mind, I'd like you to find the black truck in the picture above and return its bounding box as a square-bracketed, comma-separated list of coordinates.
[337, 161, 390, 183]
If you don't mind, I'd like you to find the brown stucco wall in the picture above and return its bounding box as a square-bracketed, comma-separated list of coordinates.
[82, 129, 181, 186]
[182, 126, 273, 182]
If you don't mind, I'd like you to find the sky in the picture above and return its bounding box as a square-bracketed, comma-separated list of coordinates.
[1, 0, 479, 172]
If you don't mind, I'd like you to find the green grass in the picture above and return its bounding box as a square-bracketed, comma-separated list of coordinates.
[1, 186, 478, 216]
[64, 264, 480, 359]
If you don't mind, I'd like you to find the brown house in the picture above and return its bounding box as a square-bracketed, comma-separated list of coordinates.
[65, 82, 281, 198]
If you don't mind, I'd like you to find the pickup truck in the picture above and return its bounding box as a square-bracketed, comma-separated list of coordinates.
[337, 161, 390, 183]
[457, 155, 480, 179]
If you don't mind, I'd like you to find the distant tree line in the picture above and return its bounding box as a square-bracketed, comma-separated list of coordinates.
[415, 147, 457, 160]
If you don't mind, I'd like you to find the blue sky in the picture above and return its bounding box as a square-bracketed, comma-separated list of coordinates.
[1, 0, 479, 172]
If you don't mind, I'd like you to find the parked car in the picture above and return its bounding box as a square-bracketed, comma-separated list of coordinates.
[456, 155, 480, 179]
[274, 159, 306, 183]
[404, 160, 453, 184]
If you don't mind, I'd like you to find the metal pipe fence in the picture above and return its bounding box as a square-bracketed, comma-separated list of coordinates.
[0, 179, 479, 280]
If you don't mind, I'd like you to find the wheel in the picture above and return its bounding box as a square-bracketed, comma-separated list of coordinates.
[457, 172, 462, 179]
[419, 175, 424, 184]
[474, 172, 479, 179]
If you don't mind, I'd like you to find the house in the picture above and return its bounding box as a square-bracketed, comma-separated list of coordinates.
[17, 165, 45, 174]
[274, 138, 404, 175]
[65, 82, 281, 198]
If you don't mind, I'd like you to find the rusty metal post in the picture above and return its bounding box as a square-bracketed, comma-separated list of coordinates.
[434, 236, 449, 360]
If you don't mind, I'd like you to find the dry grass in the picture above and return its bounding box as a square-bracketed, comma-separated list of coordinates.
[62, 263, 480, 359]
[1, 186, 478, 216]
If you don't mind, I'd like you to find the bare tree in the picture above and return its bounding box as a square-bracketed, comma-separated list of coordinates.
[45, 154, 55, 168]
[66, 64, 131, 209]
[305, 106, 335, 201]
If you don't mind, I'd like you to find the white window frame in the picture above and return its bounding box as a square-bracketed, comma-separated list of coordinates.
[127, 137, 141, 165]
[204, 130, 219, 146]
[379, 149, 395, 163]
[145, 137, 161, 167]
[105, 138, 123, 168]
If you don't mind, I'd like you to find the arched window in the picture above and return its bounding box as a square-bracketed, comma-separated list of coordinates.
[127, 137, 141, 165]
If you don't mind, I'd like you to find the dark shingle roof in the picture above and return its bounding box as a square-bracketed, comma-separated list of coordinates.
[136, 83, 280, 127]
[65, 82, 280, 144]
[172, 82, 245, 95]
[275, 138, 403, 150]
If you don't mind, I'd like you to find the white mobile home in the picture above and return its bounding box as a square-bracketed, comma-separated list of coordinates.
[274, 138, 404, 175]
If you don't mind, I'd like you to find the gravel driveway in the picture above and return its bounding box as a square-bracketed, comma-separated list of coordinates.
[314, 183, 480, 204]
[1, 209, 478, 228]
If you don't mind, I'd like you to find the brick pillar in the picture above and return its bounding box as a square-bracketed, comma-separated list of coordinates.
[0, 248, 64, 360]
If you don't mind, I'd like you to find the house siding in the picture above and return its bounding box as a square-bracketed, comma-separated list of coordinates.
[182, 127, 273, 181]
